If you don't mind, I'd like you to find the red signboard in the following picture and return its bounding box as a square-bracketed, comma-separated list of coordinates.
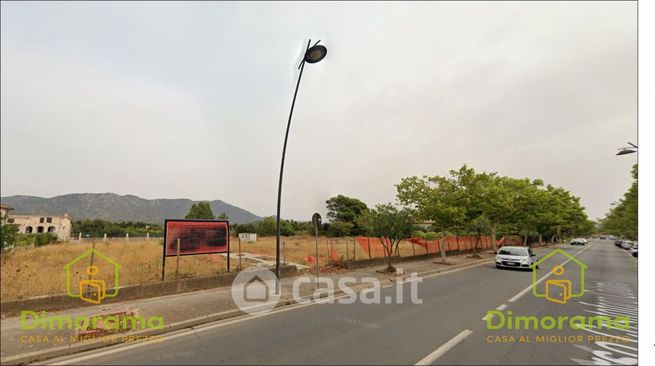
[164, 220, 229, 256]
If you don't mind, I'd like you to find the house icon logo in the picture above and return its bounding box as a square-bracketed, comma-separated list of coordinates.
[531, 249, 587, 304]
[231, 267, 280, 315]
[64, 249, 121, 304]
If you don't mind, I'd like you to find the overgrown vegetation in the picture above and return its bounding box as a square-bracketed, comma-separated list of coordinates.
[72, 219, 163, 237]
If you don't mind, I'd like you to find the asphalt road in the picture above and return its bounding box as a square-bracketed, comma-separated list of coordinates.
[45, 239, 637, 365]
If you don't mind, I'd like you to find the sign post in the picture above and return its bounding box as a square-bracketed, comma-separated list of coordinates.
[312, 213, 321, 288]
[161, 219, 230, 281]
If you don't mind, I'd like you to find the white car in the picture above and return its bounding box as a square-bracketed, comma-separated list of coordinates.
[630, 243, 638, 257]
[570, 238, 587, 246]
[496, 246, 538, 270]
[620, 241, 635, 250]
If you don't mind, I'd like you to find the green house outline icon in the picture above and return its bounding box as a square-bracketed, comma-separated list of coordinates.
[64, 249, 122, 299]
[531, 249, 588, 299]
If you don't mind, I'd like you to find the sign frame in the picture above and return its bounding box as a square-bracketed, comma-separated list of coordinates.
[161, 219, 231, 280]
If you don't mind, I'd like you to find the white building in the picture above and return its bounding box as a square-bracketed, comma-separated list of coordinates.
[6, 214, 72, 241]
[0, 204, 13, 224]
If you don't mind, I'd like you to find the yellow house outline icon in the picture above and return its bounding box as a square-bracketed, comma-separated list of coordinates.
[531, 249, 588, 301]
[64, 249, 121, 301]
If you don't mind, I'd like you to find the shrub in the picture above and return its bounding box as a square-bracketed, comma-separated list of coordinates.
[412, 230, 426, 238]
[423, 231, 440, 240]
[1, 224, 19, 252]
[34, 233, 58, 247]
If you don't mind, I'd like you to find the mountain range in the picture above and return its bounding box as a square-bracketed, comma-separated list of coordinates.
[0, 193, 263, 224]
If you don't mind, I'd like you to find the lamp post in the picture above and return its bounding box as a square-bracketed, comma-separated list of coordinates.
[616, 142, 638, 156]
[275, 39, 327, 294]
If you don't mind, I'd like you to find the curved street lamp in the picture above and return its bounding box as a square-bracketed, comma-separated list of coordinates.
[275, 39, 327, 293]
[616, 142, 638, 156]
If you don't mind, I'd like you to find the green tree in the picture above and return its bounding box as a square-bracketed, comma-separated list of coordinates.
[185, 202, 215, 220]
[599, 164, 638, 239]
[397, 165, 592, 248]
[217, 212, 229, 220]
[1, 224, 19, 252]
[357, 204, 414, 272]
[325, 195, 368, 235]
[326, 221, 354, 237]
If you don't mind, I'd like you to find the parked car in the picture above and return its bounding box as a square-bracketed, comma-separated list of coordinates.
[614, 239, 624, 247]
[620, 241, 634, 250]
[570, 238, 587, 246]
[495, 246, 538, 270]
[630, 243, 638, 257]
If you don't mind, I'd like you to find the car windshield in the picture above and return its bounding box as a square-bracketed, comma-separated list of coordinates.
[498, 248, 526, 256]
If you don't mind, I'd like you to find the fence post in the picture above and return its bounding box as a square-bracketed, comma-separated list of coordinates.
[367, 237, 372, 260]
[412, 242, 416, 257]
[88, 241, 96, 282]
[126, 233, 129, 242]
[345, 240, 349, 267]
[78, 232, 82, 241]
[238, 236, 243, 270]
[175, 238, 180, 280]
[103, 233, 107, 243]
[146, 232, 150, 240]
[283, 240, 286, 265]
[353, 237, 356, 262]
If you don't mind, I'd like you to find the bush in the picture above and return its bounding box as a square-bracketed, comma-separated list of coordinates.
[13, 233, 58, 247]
[412, 230, 426, 238]
[1, 224, 19, 252]
[423, 231, 440, 240]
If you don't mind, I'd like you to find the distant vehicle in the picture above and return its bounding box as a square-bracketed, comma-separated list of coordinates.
[608, 235, 618, 241]
[496, 246, 538, 270]
[614, 239, 624, 246]
[599, 236, 606, 239]
[630, 243, 638, 257]
[570, 238, 587, 246]
[620, 241, 635, 250]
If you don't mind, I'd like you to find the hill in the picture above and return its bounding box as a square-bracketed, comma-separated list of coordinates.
[0, 193, 262, 224]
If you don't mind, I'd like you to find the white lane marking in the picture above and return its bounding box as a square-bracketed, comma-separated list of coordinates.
[47, 260, 495, 364]
[415, 329, 473, 365]
[481, 304, 507, 321]
[47, 258, 497, 364]
[508, 244, 593, 303]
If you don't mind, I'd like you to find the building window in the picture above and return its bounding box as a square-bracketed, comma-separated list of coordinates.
[47, 226, 56, 233]
[37, 226, 44, 233]
[39, 217, 45, 223]
[7, 218, 14, 223]
[46, 217, 53, 223]
[25, 226, 33, 233]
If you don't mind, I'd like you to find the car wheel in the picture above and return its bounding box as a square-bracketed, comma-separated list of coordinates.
[496, 265, 501, 269]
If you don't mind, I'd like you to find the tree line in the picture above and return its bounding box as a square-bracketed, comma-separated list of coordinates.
[597, 164, 637, 239]
[72, 219, 164, 237]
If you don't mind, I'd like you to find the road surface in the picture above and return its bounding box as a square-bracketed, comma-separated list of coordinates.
[45, 239, 637, 365]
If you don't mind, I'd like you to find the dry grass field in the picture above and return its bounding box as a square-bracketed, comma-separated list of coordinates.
[1, 236, 427, 301]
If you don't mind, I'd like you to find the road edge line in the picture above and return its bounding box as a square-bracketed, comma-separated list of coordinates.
[415, 329, 473, 365]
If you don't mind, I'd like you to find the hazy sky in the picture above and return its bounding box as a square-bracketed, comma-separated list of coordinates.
[1, 2, 637, 221]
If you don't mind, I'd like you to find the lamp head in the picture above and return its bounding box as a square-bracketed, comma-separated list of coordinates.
[304, 44, 327, 64]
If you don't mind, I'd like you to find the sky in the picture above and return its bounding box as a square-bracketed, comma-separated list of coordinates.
[1, 1, 637, 221]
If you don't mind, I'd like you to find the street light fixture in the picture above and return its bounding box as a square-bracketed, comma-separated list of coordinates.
[616, 142, 638, 156]
[275, 39, 327, 294]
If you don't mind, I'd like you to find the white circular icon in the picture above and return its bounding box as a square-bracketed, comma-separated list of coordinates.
[231, 267, 281, 315]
